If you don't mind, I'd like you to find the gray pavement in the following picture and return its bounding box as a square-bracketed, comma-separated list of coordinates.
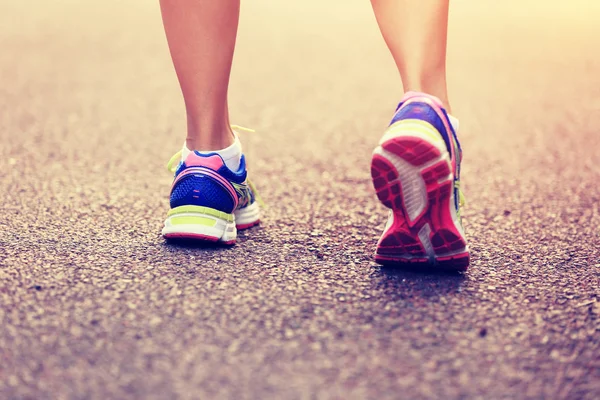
[1, 0, 600, 398]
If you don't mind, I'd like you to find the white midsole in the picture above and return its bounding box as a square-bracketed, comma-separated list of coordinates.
[234, 202, 260, 227]
[162, 201, 260, 241]
[162, 212, 237, 242]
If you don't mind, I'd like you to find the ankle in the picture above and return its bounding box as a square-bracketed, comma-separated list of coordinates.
[400, 73, 451, 111]
[404, 87, 450, 112]
[182, 133, 243, 172]
[186, 124, 235, 152]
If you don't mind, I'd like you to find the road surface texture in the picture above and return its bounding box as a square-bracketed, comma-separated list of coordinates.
[1, 0, 599, 398]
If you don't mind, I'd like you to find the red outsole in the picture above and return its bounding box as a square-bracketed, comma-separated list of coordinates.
[375, 253, 470, 272]
[236, 219, 260, 230]
[164, 232, 236, 246]
[371, 136, 469, 271]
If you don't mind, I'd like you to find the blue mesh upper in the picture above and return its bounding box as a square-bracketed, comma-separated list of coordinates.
[390, 102, 452, 156]
[170, 175, 236, 212]
[169, 153, 252, 213]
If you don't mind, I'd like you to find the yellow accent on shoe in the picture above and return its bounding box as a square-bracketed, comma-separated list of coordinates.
[230, 125, 255, 133]
[169, 216, 217, 227]
[388, 119, 444, 143]
[167, 150, 183, 173]
[455, 181, 466, 208]
[167, 205, 234, 222]
[247, 178, 266, 209]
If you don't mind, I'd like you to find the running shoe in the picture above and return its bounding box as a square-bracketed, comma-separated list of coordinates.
[371, 91, 469, 270]
[162, 143, 260, 244]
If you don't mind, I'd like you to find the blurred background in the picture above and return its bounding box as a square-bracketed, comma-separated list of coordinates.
[1, 1, 599, 398]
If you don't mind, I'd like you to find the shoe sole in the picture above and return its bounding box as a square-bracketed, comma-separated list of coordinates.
[162, 203, 260, 245]
[234, 201, 261, 230]
[371, 122, 469, 271]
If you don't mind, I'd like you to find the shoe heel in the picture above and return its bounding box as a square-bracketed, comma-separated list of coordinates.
[234, 202, 261, 230]
[162, 206, 236, 245]
[371, 123, 469, 270]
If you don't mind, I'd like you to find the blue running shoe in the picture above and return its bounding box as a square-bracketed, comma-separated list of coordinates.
[162, 145, 260, 245]
[371, 92, 469, 271]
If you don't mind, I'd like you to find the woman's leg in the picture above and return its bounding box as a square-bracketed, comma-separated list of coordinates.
[160, 0, 240, 150]
[160, 0, 260, 244]
[370, 0, 451, 110]
[369, 0, 469, 270]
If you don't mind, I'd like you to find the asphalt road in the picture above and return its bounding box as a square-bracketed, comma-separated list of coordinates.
[1, 0, 600, 398]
